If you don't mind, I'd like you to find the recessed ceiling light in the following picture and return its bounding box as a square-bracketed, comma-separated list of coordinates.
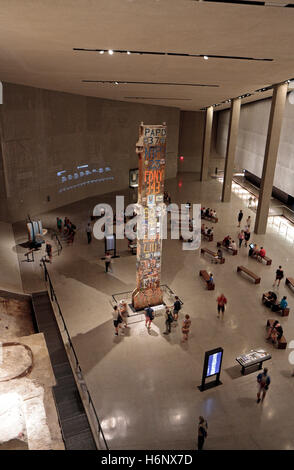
[204, 55, 209, 60]
[108, 50, 114, 55]
[114, 81, 119, 85]
[99, 50, 105, 55]
[127, 51, 131, 55]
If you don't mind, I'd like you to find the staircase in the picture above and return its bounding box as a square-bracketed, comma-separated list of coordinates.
[31, 291, 97, 450]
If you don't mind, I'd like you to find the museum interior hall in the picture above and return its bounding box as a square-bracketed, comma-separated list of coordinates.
[1, 0, 294, 451]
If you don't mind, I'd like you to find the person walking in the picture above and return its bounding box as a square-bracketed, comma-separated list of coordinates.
[172, 296, 181, 322]
[246, 215, 251, 228]
[181, 314, 191, 342]
[238, 230, 244, 248]
[257, 368, 271, 403]
[105, 252, 112, 273]
[163, 306, 173, 335]
[86, 223, 93, 244]
[237, 210, 243, 227]
[112, 305, 123, 336]
[217, 293, 227, 319]
[144, 304, 154, 329]
[273, 266, 284, 287]
[244, 227, 251, 247]
[198, 416, 208, 450]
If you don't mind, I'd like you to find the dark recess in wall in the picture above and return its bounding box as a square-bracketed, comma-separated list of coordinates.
[244, 170, 292, 206]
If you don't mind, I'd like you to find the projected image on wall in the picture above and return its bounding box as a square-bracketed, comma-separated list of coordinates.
[57, 164, 114, 193]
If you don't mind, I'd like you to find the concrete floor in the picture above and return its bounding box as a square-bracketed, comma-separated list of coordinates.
[13, 173, 294, 450]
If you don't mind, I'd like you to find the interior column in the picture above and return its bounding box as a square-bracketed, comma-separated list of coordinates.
[254, 82, 288, 234]
[200, 106, 213, 181]
[221, 97, 241, 202]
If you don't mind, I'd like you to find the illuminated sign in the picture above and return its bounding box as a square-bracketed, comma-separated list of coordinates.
[199, 347, 223, 392]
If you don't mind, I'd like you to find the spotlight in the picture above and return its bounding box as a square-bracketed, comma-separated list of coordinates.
[108, 50, 114, 55]
[99, 50, 105, 55]
[127, 51, 131, 55]
[114, 81, 119, 85]
[204, 55, 209, 60]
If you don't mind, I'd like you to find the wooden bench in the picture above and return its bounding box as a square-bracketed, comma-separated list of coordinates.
[266, 319, 287, 350]
[237, 265, 261, 284]
[201, 231, 213, 242]
[251, 253, 272, 265]
[201, 215, 218, 223]
[262, 294, 290, 317]
[201, 248, 225, 264]
[217, 241, 237, 256]
[199, 270, 215, 290]
[286, 277, 294, 291]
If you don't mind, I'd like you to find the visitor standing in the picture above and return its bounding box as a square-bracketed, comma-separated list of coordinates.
[246, 216, 251, 228]
[172, 296, 181, 321]
[273, 266, 284, 287]
[237, 210, 243, 227]
[244, 227, 251, 247]
[163, 306, 173, 335]
[198, 416, 208, 450]
[217, 293, 227, 319]
[86, 223, 93, 244]
[105, 252, 112, 273]
[181, 314, 191, 342]
[238, 230, 244, 248]
[56, 217, 62, 233]
[45, 242, 52, 263]
[257, 368, 271, 403]
[112, 305, 123, 336]
[145, 304, 154, 329]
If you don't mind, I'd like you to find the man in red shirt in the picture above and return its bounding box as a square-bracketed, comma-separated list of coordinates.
[217, 294, 227, 319]
[259, 247, 266, 259]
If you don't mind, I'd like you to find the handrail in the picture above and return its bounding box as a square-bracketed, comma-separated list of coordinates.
[51, 232, 63, 255]
[40, 258, 109, 450]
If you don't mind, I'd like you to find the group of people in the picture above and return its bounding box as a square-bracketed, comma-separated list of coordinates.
[222, 235, 237, 251]
[56, 216, 76, 244]
[248, 243, 266, 260]
[201, 207, 217, 219]
[201, 224, 214, 237]
[263, 290, 288, 313]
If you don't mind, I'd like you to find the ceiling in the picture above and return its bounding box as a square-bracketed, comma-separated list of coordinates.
[0, 0, 294, 111]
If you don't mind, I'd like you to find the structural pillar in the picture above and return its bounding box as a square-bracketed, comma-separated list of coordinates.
[200, 106, 213, 181]
[254, 83, 288, 234]
[221, 97, 241, 202]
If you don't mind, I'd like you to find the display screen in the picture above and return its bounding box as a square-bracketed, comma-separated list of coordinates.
[206, 351, 223, 377]
[106, 235, 115, 251]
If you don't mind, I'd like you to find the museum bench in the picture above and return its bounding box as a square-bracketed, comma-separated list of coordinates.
[286, 277, 294, 290]
[251, 252, 272, 265]
[199, 270, 215, 290]
[201, 231, 213, 242]
[237, 266, 261, 284]
[201, 215, 218, 223]
[217, 241, 237, 256]
[262, 294, 290, 317]
[200, 248, 225, 264]
[266, 319, 287, 350]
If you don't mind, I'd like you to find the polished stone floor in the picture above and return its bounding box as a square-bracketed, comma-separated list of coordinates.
[13, 173, 294, 450]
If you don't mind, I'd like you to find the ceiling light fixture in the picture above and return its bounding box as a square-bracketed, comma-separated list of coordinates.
[127, 51, 131, 55]
[99, 50, 105, 55]
[204, 55, 209, 60]
[108, 50, 114, 55]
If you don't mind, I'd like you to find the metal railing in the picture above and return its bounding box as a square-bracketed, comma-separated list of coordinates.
[40, 259, 109, 450]
[51, 232, 63, 255]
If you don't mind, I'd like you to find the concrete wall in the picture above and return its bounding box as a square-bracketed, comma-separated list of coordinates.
[0, 222, 23, 293]
[216, 97, 294, 197]
[0, 83, 180, 222]
[178, 111, 205, 173]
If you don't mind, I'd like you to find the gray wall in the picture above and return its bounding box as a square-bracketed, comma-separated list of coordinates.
[178, 111, 205, 173]
[216, 97, 294, 197]
[0, 83, 180, 222]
